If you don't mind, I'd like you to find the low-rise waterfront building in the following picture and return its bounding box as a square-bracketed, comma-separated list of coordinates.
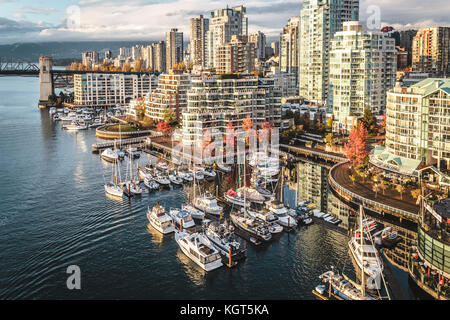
[73, 72, 157, 107]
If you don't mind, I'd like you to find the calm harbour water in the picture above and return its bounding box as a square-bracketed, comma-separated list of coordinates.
[0, 75, 358, 299]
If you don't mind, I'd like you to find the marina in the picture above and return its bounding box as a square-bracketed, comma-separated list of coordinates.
[0, 75, 438, 300]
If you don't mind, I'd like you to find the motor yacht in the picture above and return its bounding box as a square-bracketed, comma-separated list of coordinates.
[193, 193, 222, 216]
[204, 221, 247, 265]
[230, 213, 272, 243]
[169, 208, 196, 229]
[147, 203, 175, 234]
[175, 231, 223, 271]
[181, 203, 205, 220]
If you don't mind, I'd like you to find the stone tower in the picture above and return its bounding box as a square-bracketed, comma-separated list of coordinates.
[39, 56, 53, 103]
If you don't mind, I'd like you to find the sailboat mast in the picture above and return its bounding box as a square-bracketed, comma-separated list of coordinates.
[360, 205, 365, 297]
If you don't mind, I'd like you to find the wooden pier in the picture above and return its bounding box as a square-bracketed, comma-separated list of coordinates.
[92, 136, 150, 153]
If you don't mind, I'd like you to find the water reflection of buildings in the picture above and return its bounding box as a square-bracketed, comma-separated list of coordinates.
[284, 161, 329, 213]
[285, 158, 419, 273]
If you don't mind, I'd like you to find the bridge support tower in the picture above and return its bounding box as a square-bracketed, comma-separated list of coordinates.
[38, 56, 54, 108]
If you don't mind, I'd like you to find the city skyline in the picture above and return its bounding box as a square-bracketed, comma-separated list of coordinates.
[1, 0, 449, 44]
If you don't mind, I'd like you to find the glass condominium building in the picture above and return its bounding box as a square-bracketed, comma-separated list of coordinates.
[329, 21, 397, 130]
[299, 0, 359, 105]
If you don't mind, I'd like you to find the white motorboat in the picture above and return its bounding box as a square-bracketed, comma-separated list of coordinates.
[302, 216, 313, 225]
[179, 172, 194, 183]
[155, 161, 169, 172]
[175, 231, 223, 271]
[265, 200, 296, 228]
[154, 173, 170, 186]
[230, 213, 272, 243]
[52, 113, 62, 121]
[63, 120, 88, 131]
[89, 118, 105, 128]
[147, 203, 175, 234]
[181, 203, 205, 220]
[245, 209, 283, 234]
[204, 221, 247, 264]
[268, 222, 284, 234]
[101, 148, 118, 163]
[60, 111, 78, 121]
[49, 107, 57, 115]
[189, 169, 204, 181]
[255, 185, 273, 199]
[348, 234, 383, 291]
[169, 174, 183, 186]
[169, 208, 196, 229]
[193, 193, 222, 216]
[217, 164, 232, 173]
[266, 200, 289, 216]
[199, 167, 216, 180]
[144, 177, 160, 190]
[138, 167, 152, 180]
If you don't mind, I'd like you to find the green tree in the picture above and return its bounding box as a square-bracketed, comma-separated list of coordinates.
[163, 108, 177, 124]
[48, 94, 57, 105]
[325, 133, 334, 147]
[361, 107, 376, 133]
[135, 100, 146, 120]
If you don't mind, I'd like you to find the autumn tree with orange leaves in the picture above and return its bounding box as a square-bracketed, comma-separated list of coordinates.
[344, 123, 369, 167]
[156, 121, 171, 134]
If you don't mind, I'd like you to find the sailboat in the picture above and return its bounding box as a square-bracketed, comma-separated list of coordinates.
[124, 151, 142, 196]
[230, 157, 272, 243]
[348, 206, 384, 291]
[316, 268, 379, 300]
[104, 147, 123, 198]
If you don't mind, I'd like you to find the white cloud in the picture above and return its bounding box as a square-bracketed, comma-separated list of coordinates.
[0, 0, 449, 44]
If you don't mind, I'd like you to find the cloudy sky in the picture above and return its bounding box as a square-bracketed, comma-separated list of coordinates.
[0, 0, 449, 44]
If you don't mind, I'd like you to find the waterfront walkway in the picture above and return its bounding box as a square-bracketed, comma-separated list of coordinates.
[280, 144, 347, 163]
[330, 162, 419, 220]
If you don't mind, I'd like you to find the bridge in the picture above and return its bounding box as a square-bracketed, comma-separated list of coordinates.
[0, 57, 39, 75]
[0, 56, 160, 107]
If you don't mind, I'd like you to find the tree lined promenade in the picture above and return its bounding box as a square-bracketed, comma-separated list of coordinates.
[331, 162, 419, 218]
